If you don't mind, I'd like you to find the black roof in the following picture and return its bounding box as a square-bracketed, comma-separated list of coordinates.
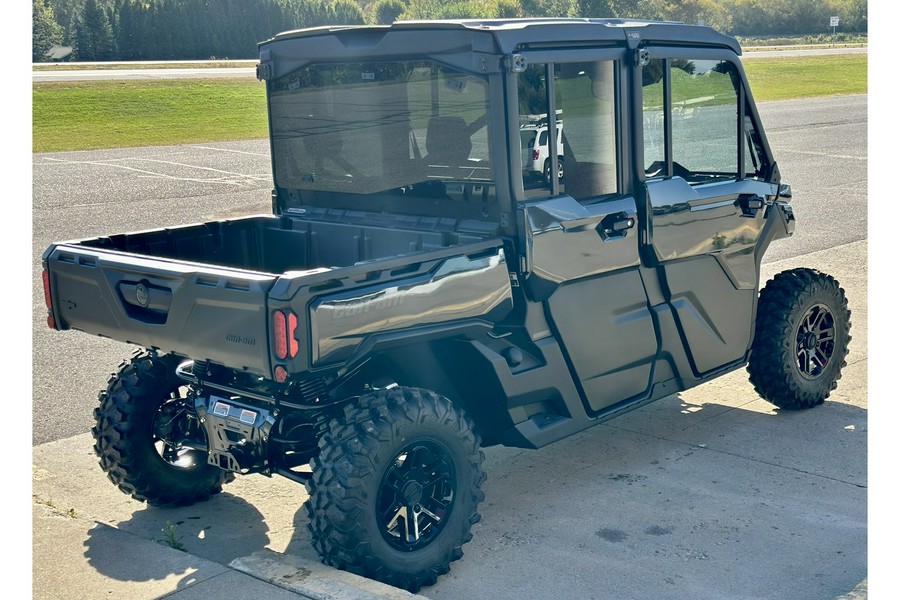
[262, 18, 741, 55]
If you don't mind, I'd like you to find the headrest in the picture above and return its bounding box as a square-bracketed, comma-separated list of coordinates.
[425, 117, 472, 163]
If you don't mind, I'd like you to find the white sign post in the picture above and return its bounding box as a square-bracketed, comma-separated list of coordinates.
[830, 16, 840, 34]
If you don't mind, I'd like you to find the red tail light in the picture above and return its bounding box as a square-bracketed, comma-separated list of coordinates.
[42, 269, 56, 330]
[532, 150, 539, 161]
[273, 309, 299, 360]
[273, 310, 287, 359]
[288, 312, 299, 358]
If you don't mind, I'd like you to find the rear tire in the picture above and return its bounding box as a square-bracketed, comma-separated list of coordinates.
[747, 268, 851, 409]
[305, 387, 485, 592]
[543, 156, 564, 184]
[92, 350, 231, 506]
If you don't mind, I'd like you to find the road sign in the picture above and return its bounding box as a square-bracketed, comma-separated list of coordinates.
[830, 16, 840, 27]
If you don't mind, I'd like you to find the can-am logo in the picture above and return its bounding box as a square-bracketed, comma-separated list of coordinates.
[330, 294, 403, 320]
[226, 334, 256, 346]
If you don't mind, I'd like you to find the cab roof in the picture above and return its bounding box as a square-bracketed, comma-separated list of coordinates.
[261, 17, 741, 55]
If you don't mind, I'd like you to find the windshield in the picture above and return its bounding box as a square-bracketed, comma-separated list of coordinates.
[269, 60, 495, 219]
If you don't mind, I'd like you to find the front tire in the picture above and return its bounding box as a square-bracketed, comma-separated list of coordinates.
[305, 387, 485, 592]
[92, 350, 231, 505]
[748, 268, 851, 409]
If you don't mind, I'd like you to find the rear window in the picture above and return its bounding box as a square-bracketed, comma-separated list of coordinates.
[521, 130, 537, 149]
[269, 60, 496, 220]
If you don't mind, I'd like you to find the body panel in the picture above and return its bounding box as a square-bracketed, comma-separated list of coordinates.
[309, 250, 513, 365]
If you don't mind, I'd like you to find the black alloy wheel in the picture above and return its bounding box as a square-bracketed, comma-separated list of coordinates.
[92, 350, 232, 505]
[153, 394, 209, 469]
[794, 303, 836, 380]
[378, 439, 457, 551]
[305, 386, 485, 592]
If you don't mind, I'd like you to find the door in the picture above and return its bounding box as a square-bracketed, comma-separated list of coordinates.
[515, 53, 659, 416]
[640, 51, 780, 375]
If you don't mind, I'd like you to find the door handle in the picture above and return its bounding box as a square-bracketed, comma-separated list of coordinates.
[738, 194, 766, 217]
[598, 212, 635, 241]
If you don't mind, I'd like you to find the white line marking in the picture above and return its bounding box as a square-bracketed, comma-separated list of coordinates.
[139, 158, 267, 178]
[192, 145, 269, 157]
[40, 156, 269, 186]
[779, 149, 867, 161]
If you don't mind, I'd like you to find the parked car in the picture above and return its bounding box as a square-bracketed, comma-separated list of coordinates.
[521, 119, 564, 183]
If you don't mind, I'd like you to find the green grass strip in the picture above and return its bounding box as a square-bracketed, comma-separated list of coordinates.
[33, 78, 268, 153]
[32, 54, 866, 153]
[743, 54, 867, 101]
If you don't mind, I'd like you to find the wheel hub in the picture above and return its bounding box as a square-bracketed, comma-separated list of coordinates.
[401, 480, 424, 505]
[795, 303, 837, 380]
[803, 332, 818, 350]
[153, 396, 208, 469]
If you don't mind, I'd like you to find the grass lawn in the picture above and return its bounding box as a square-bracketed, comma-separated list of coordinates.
[32, 54, 867, 153]
[33, 78, 268, 153]
[743, 54, 867, 101]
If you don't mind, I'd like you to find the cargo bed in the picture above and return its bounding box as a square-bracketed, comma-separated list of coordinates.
[43, 212, 499, 375]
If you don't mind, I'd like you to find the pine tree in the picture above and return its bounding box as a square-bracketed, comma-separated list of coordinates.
[373, 0, 405, 24]
[75, 0, 118, 60]
[33, 0, 64, 62]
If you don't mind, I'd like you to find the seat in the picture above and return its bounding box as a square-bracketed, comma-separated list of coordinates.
[425, 116, 472, 168]
[562, 133, 615, 199]
[302, 131, 357, 177]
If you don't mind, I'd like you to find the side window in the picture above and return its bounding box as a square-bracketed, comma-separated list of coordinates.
[670, 60, 738, 183]
[518, 63, 553, 199]
[518, 60, 619, 200]
[643, 58, 766, 185]
[742, 114, 767, 180]
[642, 59, 666, 177]
[556, 61, 619, 199]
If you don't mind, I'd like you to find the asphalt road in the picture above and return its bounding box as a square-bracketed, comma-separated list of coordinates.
[32, 66, 256, 82]
[31, 94, 867, 446]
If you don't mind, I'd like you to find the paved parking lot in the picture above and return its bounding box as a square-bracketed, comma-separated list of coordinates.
[31, 94, 871, 598]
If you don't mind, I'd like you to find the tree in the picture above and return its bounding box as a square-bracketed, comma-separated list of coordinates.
[841, 0, 867, 32]
[575, 0, 613, 17]
[576, 0, 652, 18]
[495, 0, 524, 18]
[373, 0, 406, 24]
[332, 0, 366, 24]
[648, 0, 732, 33]
[75, 0, 118, 60]
[33, 0, 64, 61]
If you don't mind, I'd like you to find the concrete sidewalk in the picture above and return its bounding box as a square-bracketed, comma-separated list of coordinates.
[32, 240, 868, 600]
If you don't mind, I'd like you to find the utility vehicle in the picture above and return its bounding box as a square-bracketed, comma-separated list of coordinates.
[41, 18, 850, 592]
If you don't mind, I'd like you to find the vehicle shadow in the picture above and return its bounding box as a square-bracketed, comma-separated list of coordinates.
[83, 492, 271, 583]
[446, 392, 865, 599]
[279, 390, 867, 599]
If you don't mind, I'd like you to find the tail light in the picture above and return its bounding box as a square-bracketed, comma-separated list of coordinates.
[42, 269, 57, 330]
[272, 309, 299, 360]
[532, 150, 539, 161]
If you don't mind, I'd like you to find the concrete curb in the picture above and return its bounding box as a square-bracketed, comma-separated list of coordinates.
[231, 550, 429, 600]
[835, 579, 868, 600]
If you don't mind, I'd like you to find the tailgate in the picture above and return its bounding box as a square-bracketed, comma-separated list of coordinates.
[44, 244, 277, 375]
